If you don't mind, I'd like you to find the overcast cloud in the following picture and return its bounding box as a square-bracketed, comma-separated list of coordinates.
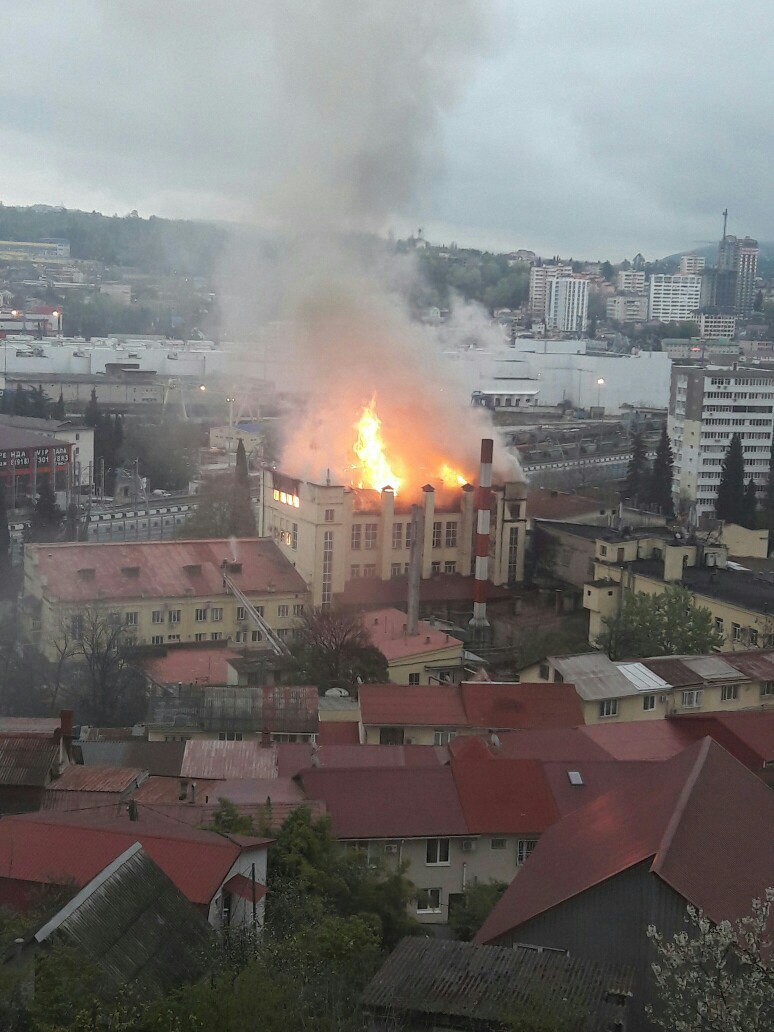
[0, 1, 770, 259]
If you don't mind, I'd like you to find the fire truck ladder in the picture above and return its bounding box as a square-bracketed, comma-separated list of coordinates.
[220, 567, 289, 657]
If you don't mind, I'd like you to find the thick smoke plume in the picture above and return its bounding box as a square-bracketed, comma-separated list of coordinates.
[220, 0, 522, 494]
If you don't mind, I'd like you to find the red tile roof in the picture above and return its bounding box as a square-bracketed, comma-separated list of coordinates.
[27, 538, 308, 604]
[0, 806, 270, 906]
[317, 722, 361, 746]
[300, 767, 468, 839]
[142, 644, 239, 686]
[358, 685, 468, 728]
[460, 683, 585, 730]
[223, 873, 267, 902]
[477, 739, 774, 944]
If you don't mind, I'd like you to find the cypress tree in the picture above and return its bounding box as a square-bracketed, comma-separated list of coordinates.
[648, 427, 675, 517]
[623, 430, 649, 505]
[84, 387, 100, 427]
[716, 433, 745, 524]
[31, 476, 64, 541]
[229, 439, 256, 536]
[13, 386, 30, 416]
[741, 478, 758, 530]
[0, 481, 10, 578]
[51, 391, 66, 420]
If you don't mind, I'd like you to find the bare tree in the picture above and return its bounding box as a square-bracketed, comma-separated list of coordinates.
[286, 607, 388, 693]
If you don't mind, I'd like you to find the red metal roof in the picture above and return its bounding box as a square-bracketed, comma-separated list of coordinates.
[180, 741, 278, 780]
[640, 658, 703, 687]
[668, 711, 774, 766]
[300, 767, 468, 839]
[358, 685, 468, 728]
[0, 736, 60, 788]
[477, 739, 774, 944]
[363, 608, 463, 661]
[460, 682, 585, 730]
[46, 766, 144, 793]
[722, 649, 774, 682]
[223, 873, 267, 902]
[142, 644, 239, 686]
[580, 721, 693, 761]
[0, 806, 270, 906]
[480, 729, 613, 762]
[0, 717, 61, 736]
[317, 722, 361, 746]
[27, 538, 308, 604]
[316, 744, 449, 768]
[450, 738, 559, 834]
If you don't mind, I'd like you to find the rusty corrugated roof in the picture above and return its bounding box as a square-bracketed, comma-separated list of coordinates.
[180, 740, 278, 780]
[47, 766, 146, 793]
[724, 650, 774, 681]
[79, 741, 186, 778]
[0, 736, 59, 787]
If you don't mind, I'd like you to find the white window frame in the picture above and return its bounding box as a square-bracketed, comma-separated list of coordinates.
[516, 839, 537, 865]
[721, 684, 738, 702]
[426, 838, 450, 866]
[682, 689, 703, 709]
[195, 608, 207, 622]
[408, 673, 420, 685]
[168, 610, 181, 624]
[151, 610, 163, 624]
[642, 695, 656, 711]
[210, 607, 223, 622]
[599, 698, 618, 718]
[416, 888, 441, 914]
[278, 604, 289, 618]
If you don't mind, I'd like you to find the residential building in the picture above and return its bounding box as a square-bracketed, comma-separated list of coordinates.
[21, 538, 310, 661]
[668, 363, 774, 516]
[615, 269, 645, 294]
[519, 649, 774, 724]
[605, 293, 648, 323]
[357, 681, 584, 746]
[717, 234, 759, 315]
[363, 608, 467, 684]
[545, 276, 589, 333]
[528, 264, 572, 317]
[0, 424, 73, 510]
[13, 844, 212, 1001]
[40, 764, 147, 811]
[0, 712, 74, 814]
[678, 253, 706, 276]
[362, 937, 632, 1031]
[696, 311, 736, 339]
[0, 805, 271, 929]
[661, 337, 739, 360]
[259, 469, 527, 608]
[476, 739, 774, 1032]
[647, 274, 702, 322]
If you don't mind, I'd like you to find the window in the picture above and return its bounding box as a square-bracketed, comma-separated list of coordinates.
[714, 616, 724, 634]
[125, 611, 138, 626]
[600, 545, 607, 557]
[682, 689, 703, 709]
[431, 561, 441, 574]
[278, 604, 289, 617]
[167, 634, 180, 642]
[432, 521, 442, 548]
[324, 508, 335, 522]
[151, 635, 163, 645]
[350, 564, 361, 579]
[391, 562, 402, 578]
[293, 604, 305, 616]
[761, 682, 774, 698]
[379, 727, 404, 745]
[211, 607, 223, 622]
[291, 523, 298, 550]
[491, 838, 506, 850]
[599, 698, 618, 718]
[236, 606, 246, 621]
[426, 839, 450, 865]
[364, 523, 377, 550]
[416, 888, 441, 913]
[517, 839, 537, 865]
[210, 632, 222, 641]
[218, 731, 243, 741]
[643, 695, 656, 711]
[749, 629, 758, 646]
[277, 628, 289, 641]
[405, 522, 414, 548]
[539, 663, 550, 680]
[444, 561, 457, 574]
[721, 684, 738, 702]
[254, 605, 264, 617]
[351, 524, 362, 550]
[194, 632, 206, 642]
[363, 564, 376, 578]
[168, 610, 181, 624]
[392, 522, 402, 550]
[408, 673, 420, 685]
[195, 608, 207, 622]
[152, 610, 163, 624]
[732, 623, 741, 642]
[251, 630, 262, 643]
[234, 631, 246, 643]
[433, 730, 456, 745]
[445, 521, 457, 548]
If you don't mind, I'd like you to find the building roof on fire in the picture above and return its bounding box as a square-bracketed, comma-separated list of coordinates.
[25, 538, 308, 604]
[476, 739, 774, 944]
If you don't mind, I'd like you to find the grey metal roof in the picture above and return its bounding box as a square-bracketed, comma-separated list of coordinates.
[362, 937, 632, 1030]
[0, 736, 59, 787]
[550, 653, 638, 701]
[617, 662, 671, 694]
[681, 655, 743, 682]
[34, 843, 212, 999]
[78, 741, 186, 778]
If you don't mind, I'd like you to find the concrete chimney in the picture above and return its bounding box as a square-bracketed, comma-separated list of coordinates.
[469, 439, 493, 635]
[406, 503, 425, 637]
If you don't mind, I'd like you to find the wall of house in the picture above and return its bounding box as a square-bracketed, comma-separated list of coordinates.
[362, 723, 465, 746]
[208, 845, 269, 930]
[535, 526, 595, 588]
[386, 643, 466, 685]
[720, 523, 770, 559]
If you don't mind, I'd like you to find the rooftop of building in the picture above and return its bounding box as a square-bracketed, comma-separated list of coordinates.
[25, 538, 309, 604]
[0, 414, 88, 433]
[535, 519, 674, 544]
[629, 559, 774, 617]
[363, 608, 464, 661]
[0, 424, 66, 450]
[526, 488, 608, 522]
[336, 574, 513, 609]
[141, 642, 243, 687]
[147, 684, 319, 736]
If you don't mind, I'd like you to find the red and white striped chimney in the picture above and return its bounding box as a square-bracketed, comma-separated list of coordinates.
[469, 438, 493, 632]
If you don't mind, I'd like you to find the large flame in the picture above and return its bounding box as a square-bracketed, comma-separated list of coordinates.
[352, 397, 402, 493]
[439, 463, 468, 488]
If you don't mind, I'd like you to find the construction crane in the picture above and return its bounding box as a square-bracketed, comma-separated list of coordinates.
[220, 561, 289, 656]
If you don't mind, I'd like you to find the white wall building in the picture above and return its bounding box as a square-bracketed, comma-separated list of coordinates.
[668, 365, 774, 516]
[648, 275, 702, 323]
[545, 277, 589, 333]
[528, 264, 572, 316]
[616, 270, 646, 294]
[606, 294, 648, 322]
[678, 254, 706, 276]
[697, 312, 737, 339]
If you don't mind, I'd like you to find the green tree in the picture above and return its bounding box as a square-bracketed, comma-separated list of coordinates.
[741, 478, 758, 529]
[30, 385, 50, 418]
[716, 433, 745, 524]
[51, 390, 66, 420]
[286, 608, 389, 694]
[229, 439, 256, 536]
[646, 889, 773, 1032]
[30, 476, 64, 542]
[209, 797, 256, 836]
[600, 260, 615, 282]
[84, 386, 100, 427]
[178, 481, 233, 538]
[648, 427, 675, 517]
[598, 586, 724, 660]
[623, 430, 649, 505]
[12, 386, 30, 416]
[449, 880, 507, 941]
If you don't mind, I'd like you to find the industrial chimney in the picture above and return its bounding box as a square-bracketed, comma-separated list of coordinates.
[469, 439, 493, 636]
[406, 503, 425, 636]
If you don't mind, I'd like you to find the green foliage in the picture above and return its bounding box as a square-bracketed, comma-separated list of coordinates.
[741, 478, 758, 530]
[284, 607, 389, 693]
[229, 439, 256, 536]
[449, 880, 507, 941]
[648, 427, 676, 517]
[51, 391, 66, 421]
[716, 433, 746, 524]
[123, 419, 202, 492]
[623, 430, 649, 504]
[599, 586, 724, 660]
[30, 476, 64, 542]
[415, 249, 529, 312]
[177, 481, 232, 538]
[209, 798, 257, 836]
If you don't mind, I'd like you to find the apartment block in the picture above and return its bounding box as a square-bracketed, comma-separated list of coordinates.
[615, 270, 646, 294]
[528, 264, 572, 317]
[697, 311, 737, 339]
[544, 276, 589, 333]
[678, 253, 706, 276]
[606, 294, 648, 323]
[647, 275, 702, 322]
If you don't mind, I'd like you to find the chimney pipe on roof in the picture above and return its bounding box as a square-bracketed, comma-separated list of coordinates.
[59, 709, 73, 738]
[260, 726, 271, 748]
[406, 503, 425, 637]
[469, 439, 493, 637]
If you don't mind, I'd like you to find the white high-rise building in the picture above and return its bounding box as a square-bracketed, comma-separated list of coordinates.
[668, 365, 774, 516]
[545, 276, 589, 333]
[679, 254, 706, 276]
[648, 275, 702, 323]
[616, 270, 646, 294]
[528, 264, 572, 316]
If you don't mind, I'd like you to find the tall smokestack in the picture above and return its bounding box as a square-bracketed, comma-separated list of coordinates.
[406, 503, 425, 636]
[469, 438, 493, 634]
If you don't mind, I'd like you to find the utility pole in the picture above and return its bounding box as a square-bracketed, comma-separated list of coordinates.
[722, 207, 728, 239]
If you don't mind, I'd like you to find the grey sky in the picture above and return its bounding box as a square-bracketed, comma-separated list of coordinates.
[0, 1, 770, 259]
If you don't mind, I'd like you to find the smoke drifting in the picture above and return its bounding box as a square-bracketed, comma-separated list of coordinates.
[220, 0, 522, 493]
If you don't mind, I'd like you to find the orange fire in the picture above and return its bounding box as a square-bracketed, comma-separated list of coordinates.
[351, 398, 469, 496]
